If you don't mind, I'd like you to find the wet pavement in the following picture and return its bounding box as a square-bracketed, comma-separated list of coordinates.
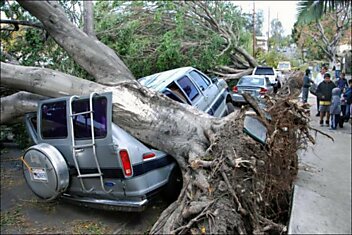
[0, 144, 168, 234]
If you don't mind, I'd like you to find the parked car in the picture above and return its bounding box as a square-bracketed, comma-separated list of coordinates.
[277, 61, 291, 73]
[138, 67, 234, 116]
[22, 67, 233, 212]
[232, 75, 274, 105]
[252, 66, 280, 93]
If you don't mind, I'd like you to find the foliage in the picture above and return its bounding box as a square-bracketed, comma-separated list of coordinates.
[292, 8, 351, 63]
[243, 9, 264, 36]
[0, 1, 93, 80]
[94, 1, 252, 78]
[256, 50, 287, 68]
[297, 0, 351, 24]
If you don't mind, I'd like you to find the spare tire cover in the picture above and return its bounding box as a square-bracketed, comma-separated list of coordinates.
[23, 143, 69, 201]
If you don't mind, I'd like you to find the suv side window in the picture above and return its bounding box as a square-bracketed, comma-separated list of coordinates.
[41, 101, 68, 139]
[176, 76, 200, 102]
[189, 71, 210, 91]
[72, 96, 107, 139]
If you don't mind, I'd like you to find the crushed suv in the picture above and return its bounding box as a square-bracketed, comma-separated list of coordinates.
[139, 67, 234, 116]
[22, 67, 233, 212]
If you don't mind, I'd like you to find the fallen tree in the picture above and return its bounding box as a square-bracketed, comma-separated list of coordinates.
[0, 1, 314, 234]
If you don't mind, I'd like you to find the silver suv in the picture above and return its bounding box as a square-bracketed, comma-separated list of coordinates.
[139, 67, 234, 116]
[23, 67, 232, 211]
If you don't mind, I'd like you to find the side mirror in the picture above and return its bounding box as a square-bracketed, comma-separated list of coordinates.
[211, 77, 218, 83]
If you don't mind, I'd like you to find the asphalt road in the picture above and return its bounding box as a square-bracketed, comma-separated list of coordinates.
[0, 144, 168, 234]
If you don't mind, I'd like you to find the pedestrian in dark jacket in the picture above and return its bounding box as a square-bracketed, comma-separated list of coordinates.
[316, 73, 336, 126]
[302, 68, 314, 103]
[344, 79, 352, 121]
[330, 88, 341, 129]
[336, 72, 348, 92]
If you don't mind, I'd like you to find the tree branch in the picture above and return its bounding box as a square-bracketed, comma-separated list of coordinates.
[0, 62, 106, 98]
[17, 1, 134, 86]
[0, 19, 44, 30]
[0, 92, 46, 124]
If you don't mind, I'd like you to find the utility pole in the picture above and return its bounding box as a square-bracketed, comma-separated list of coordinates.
[253, 1, 256, 57]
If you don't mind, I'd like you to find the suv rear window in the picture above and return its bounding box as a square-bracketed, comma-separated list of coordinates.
[41, 101, 68, 139]
[72, 96, 107, 139]
[238, 77, 264, 86]
[254, 68, 275, 75]
[177, 76, 199, 101]
[190, 71, 210, 91]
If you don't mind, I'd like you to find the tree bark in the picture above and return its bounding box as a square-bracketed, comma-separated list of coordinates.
[234, 47, 258, 68]
[83, 1, 96, 38]
[0, 92, 46, 124]
[18, 1, 134, 86]
[209, 68, 253, 81]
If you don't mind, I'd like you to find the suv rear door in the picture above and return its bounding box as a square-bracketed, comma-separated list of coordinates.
[37, 93, 114, 170]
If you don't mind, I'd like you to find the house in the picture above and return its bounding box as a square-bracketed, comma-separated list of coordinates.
[256, 36, 268, 52]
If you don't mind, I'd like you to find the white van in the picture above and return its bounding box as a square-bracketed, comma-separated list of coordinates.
[277, 61, 291, 73]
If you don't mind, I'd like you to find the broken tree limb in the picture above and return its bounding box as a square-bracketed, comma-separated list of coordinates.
[0, 92, 46, 124]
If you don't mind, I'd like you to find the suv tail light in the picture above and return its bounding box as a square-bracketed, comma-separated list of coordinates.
[232, 86, 238, 93]
[119, 150, 132, 177]
[259, 88, 268, 94]
[143, 152, 155, 160]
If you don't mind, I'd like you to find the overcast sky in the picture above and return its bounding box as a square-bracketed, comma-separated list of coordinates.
[234, 1, 299, 37]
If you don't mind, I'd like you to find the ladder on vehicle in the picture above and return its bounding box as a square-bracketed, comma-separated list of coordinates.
[68, 92, 112, 193]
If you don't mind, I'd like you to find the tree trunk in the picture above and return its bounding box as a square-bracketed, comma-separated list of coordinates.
[83, 0, 96, 38]
[0, 62, 221, 169]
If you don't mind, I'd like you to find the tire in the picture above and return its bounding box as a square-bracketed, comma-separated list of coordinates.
[226, 102, 235, 114]
[162, 165, 183, 203]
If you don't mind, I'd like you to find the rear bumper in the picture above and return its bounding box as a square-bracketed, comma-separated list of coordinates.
[232, 94, 247, 103]
[62, 193, 148, 212]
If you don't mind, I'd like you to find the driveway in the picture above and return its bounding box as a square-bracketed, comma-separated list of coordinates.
[0, 144, 168, 234]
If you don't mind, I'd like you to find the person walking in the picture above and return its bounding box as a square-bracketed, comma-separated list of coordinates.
[344, 79, 352, 122]
[336, 72, 348, 92]
[314, 65, 328, 116]
[316, 73, 336, 126]
[302, 68, 314, 103]
[335, 61, 341, 79]
[329, 87, 341, 129]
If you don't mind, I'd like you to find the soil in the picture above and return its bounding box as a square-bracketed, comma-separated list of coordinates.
[0, 144, 168, 234]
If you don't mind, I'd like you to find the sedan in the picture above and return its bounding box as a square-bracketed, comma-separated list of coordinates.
[232, 75, 274, 105]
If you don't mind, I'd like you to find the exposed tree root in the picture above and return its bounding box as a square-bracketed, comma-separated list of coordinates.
[150, 71, 315, 234]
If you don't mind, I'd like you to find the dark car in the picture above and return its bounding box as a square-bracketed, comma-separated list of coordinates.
[232, 75, 274, 105]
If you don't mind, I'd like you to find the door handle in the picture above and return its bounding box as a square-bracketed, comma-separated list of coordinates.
[75, 148, 84, 153]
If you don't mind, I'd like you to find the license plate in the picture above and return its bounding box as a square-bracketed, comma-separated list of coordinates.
[243, 90, 252, 95]
[31, 168, 48, 182]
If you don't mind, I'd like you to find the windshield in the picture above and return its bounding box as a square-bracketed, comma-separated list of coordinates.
[278, 63, 290, 69]
[238, 77, 264, 86]
[254, 68, 274, 75]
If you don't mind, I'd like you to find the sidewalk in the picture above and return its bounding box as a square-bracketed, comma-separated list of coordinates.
[288, 93, 352, 234]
